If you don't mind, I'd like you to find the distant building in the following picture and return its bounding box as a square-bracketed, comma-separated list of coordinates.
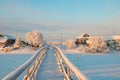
[0, 34, 15, 47]
[112, 35, 120, 44]
[75, 34, 90, 45]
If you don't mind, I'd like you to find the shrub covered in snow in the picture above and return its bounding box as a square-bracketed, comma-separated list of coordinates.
[65, 39, 75, 49]
[76, 36, 110, 53]
[75, 45, 88, 53]
[65, 36, 110, 53]
[13, 36, 21, 48]
[0, 46, 13, 52]
[26, 31, 43, 47]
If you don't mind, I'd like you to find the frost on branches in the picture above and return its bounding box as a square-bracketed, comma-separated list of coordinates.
[87, 36, 109, 53]
[77, 36, 110, 53]
[65, 39, 75, 49]
[26, 31, 43, 47]
[13, 36, 21, 48]
[65, 36, 110, 53]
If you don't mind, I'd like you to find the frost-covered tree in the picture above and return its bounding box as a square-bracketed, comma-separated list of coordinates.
[65, 39, 75, 49]
[76, 36, 109, 53]
[26, 31, 43, 47]
[13, 36, 21, 48]
[86, 36, 109, 53]
[76, 45, 88, 53]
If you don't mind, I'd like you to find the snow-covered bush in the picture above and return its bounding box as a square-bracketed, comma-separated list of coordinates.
[26, 31, 43, 47]
[13, 36, 21, 48]
[65, 39, 75, 49]
[86, 36, 109, 53]
[0, 46, 13, 52]
[76, 36, 109, 53]
[75, 45, 88, 53]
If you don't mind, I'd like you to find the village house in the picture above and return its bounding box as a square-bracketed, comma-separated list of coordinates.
[112, 35, 120, 44]
[75, 34, 90, 45]
[0, 34, 15, 47]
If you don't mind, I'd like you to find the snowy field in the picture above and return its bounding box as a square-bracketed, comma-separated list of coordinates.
[66, 52, 120, 80]
[0, 47, 37, 54]
[0, 54, 32, 79]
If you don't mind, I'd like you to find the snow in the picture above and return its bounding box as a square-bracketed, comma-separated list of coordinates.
[0, 54, 31, 79]
[0, 37, 7, 43]
[0, 31, 44, 53]
[112, 35, 120, 40]
[26, 31, 43, 47]
[85, 36, 109, 53]
[64, 49, 81, 54]
[65, 36, 110, 53]
[66, 52, 120, 80]
[35, 48, 64, 80]
[9, 47, 36, 54]
[4, 34, 15, 39]
[65, 39, 75, 49]
[0, 47, 36, 54]
[13, 36, 22, 48]
[76, 33, 90, 39]
[0, 34, 15, 40]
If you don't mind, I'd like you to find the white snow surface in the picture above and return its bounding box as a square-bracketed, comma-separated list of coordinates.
[65, 51, 120, 80]
[0, 47, 36, 54]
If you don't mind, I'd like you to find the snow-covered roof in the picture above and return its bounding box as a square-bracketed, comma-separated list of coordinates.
[0, 38, 7, 43]
[76, 33, 90, 39]
[112, 35, 120, 40]
[0, 34, 15, 40]
[4, 34, 15, 40]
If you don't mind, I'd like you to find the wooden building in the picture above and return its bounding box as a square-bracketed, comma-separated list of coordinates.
[75, 34, 90, 45]
[0, 34, 15, 47]
[112, 35, 120, 44]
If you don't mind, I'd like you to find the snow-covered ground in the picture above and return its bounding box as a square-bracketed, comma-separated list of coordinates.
[0, 47, 37, 54]
[0, 46, 40, 79]
[65, 51, 120, 80]
[0, 54, 32, 79]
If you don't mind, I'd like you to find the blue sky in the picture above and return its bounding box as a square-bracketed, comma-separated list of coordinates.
[0, 0, 120, 41]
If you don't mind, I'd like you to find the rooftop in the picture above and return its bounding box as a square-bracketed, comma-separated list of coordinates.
[0, 34, 15, 40]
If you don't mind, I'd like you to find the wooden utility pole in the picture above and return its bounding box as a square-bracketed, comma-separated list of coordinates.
[60, 33, 62, 48]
